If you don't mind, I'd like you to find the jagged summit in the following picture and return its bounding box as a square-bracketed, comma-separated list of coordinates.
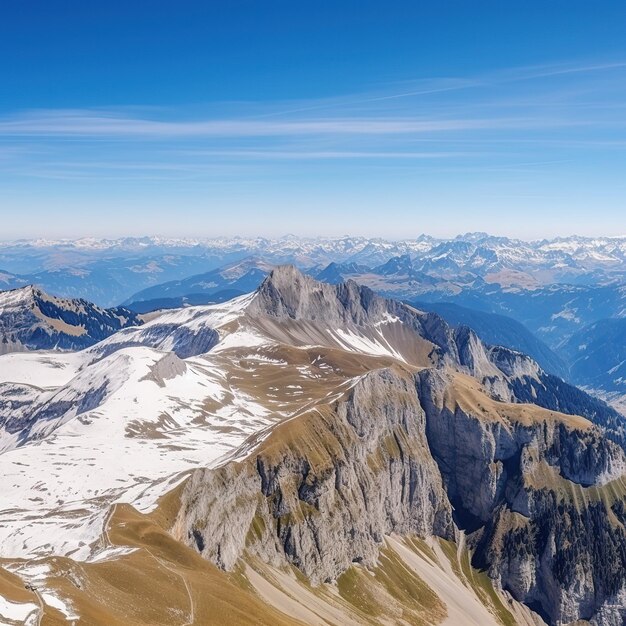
[251, 264, 385, 325]
[251, 266, 522, 377]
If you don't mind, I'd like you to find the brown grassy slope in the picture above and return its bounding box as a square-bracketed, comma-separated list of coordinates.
[448, 372, 592, 430]
[2, 492, 303, 626]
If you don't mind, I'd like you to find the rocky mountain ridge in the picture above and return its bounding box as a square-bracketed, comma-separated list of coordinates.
[1, 266, 626, 624]
[172, 267, 626, 625]
[0, 284, 141, 354]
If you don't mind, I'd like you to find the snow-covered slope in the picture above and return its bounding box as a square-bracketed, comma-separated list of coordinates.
[0, 345, 279, 558]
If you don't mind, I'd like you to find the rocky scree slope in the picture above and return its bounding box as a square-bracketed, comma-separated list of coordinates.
[173, 266, 626, 626]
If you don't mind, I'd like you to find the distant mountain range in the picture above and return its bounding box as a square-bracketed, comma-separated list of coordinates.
[1, 233, 626, 306]
[2, 232, 626, 406]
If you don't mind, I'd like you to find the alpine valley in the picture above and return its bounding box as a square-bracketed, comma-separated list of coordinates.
[1, 249, 626, 625]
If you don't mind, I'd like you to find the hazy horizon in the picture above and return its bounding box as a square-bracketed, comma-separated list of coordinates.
[2, 230, 626, 246]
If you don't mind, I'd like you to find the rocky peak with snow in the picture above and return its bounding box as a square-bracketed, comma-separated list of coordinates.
[0, 285, 142, 353]
[251, 264, 386, 326]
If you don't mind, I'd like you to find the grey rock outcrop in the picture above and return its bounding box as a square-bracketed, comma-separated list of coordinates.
[173, 367, 454, 584]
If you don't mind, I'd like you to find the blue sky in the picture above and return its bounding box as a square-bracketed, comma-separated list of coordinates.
[1, 1, 626, 239]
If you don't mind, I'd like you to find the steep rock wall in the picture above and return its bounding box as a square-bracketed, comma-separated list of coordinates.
[173, 367, 454, 584]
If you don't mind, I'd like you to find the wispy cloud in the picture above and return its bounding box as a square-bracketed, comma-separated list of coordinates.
[172, 150, 478, 159]
[0, 111, 573, 138]
[1, 57, 625, 186]
[494, 60, 626, 81]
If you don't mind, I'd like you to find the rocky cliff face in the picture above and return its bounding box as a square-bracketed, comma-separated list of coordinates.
[177, 367, 626, 624]
[174, 367, 454, 584]
[418, 366, 626, 624]
[420, 364, 626, 625]
[170, 267, 626, 625]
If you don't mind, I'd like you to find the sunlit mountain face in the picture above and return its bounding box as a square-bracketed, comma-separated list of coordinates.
[0, 264, 626, 625]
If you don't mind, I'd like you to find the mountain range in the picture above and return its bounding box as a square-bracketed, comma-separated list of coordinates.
[1, 267, 626, 624]
[115, 247, 625, 398]
[119, 252, 626, 341]
[2, 233, 626, 409]
[2, 233, 626, 307]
